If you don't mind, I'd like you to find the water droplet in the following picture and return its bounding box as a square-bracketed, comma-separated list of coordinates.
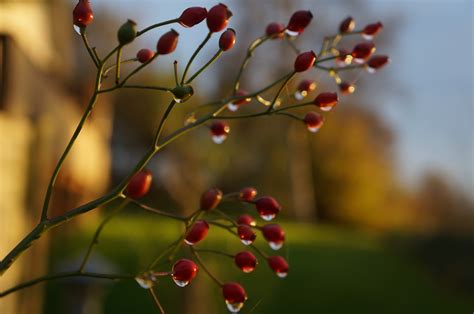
[366, 66, 376, 74]
[276, 271, 288, 278]
[135, 272, 157, 289]
[294, 91, 306, 101]
[307, 126, 321, 133]
[319, 106, 333, 112]
[184, 239, 195, 245]
[226, 301, 244, 313]
[260, 213, 276, 221]
[227, 103, 239, 112]
[241, 266, 255, 273]
[269, 241, 283, 250]
[73, 25, 82, 35]
[353, 57, 366, 65]
[362, 34, 374, 41]
[240, 239, 253, 246]
[184, 113, 197, 126]
[212, 135, 227, 144]
[174, 97, 184, 103]
[172, 277, 190, 287]
[285, 29, 299, 37]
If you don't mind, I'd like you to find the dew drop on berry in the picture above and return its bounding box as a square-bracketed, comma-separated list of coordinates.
[240, 239, 253, 246]
[241, 266, 255, 273]
[73, 24, 82, 35]
[269, 241, 283, 250]
[366, 66, 377, 74]
[184, 239, 196, 245]
[362, 34, 374, 41]
[173, 96, 185, 103]
[212, 134, 227, 144]
[227, 102, 239, 112]
[307, 125, 321, 133]
[320, 106, 334, 113]
[135, 275, 155, 289]
[226, 301, 244, 313]
[285, 29, 299, 37]
[260, 213, 276, 221]
[294, 91, 306, 100]
[276, 271, 288, 278]
[172, 278, 190, 287]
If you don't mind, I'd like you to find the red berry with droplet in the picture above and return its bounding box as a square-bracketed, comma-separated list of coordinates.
[126, 170, 152, 199]
[255, 196, 281, 221]
[157, 29, 179, 55]
[234, 251, 257, 273]
[351, 42, 376, 63]
[262, 224, 285, 250]
[185, 220, 209, 245]
[239, 187, 257, 202]
[339, 82, 355, 94]
[237, 214, 256, 227]
[304, 112, 324, 133]
[295, 79, 317, 100]
[210, 121, 230, 144]
[179, 7, 208, 28]
[219, 28, 236, 51]
[294, 51, 317, 72]
[136, 49, 154, 63]
[200, 188, 223, 210]
[222, 282, 247, 312]
[171, 259, 198, 287]
[367, 55, 390, 72]
[207, 3, 233, 33]
[73, 0, 93, 28]
[363, 21, 383, 39]
[237, 225, 256, 245]
[287, 10, 313, 35]
[339, 16, 355, 33]
[266, 22, 285, 38]
[267, 256, 289, 278]
[314, 92, 338, 112]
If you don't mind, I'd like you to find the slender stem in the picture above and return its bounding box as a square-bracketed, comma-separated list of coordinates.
[81, 32, 99, 68]
[186, 50, 223, 84]
[121, 85, 171, 92]
[137, 18, 179, 36]
[181, 32, 212, 84]
[79, 199, 130, 272]
[0, 271, 133, 298]
[214, 210, 238, 227]
[316, 54, 350, 64]
[267, 72, 296, 112]
[285, 36, 301, 54]
[129, 199, 186, 221]
[115, 47, 123, 84]
[147, 237, 183, 270]
[195, 249, 234, 259]
[190, 247, 223, 286]
[173, 61, 179, 86]
[233, 36, 269, 93]
[40, 64, 104, 221]
[148, 288, 165, 314]
[103, 58, 137, 78]
[154, 101, 176, 148]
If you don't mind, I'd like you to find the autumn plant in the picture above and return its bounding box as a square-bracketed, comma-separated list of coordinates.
[0, 1, 390, 313]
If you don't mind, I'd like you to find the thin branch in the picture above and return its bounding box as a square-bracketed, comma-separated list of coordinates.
[186, 49, 223, 84]
[137, 18, 179, 36]
[181, 32, 212, 84]
[129, 199, 186, 221]
[81, 32, 100, 68]
[190, 247, 223, 286]
[148, 288, 166, 314]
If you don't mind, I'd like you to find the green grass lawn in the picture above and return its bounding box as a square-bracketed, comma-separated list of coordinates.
[44, 214, 473, 314]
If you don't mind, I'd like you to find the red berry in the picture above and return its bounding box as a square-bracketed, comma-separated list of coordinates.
[157, 29, 179, 55]
[339, 82, 355, 94]
[295, 79, 317, 100]
[210, 121, 230, 144]
[362, 21, 383, 39]
[255, 196, 281, 221]
[335, 48, 352, 67]
[313, 92, 338, 112]
[73, 0, 93, 28]
[304, 112, 324, 133]
[267, 256, 289, 278]
[185, 220, 209, 245]
[222, 282, 247, 312]
[234, 251, 257, 273]
[351, 42, 376, 63]
[339, 16, 355, 33]
[200, 188, 223, 210]
[262, 224, 285, 250]
[126, 170, 152, 199]
[294, 51, 317, 72]
[266, 22, 285, 38]
[237, 214, 256, 227]
[228, 90, 251, 112]
[239, 187, 257, 202]
[206, 3, 232, 33]
[219, 28, 236, 51]
[367, 55, 390, 73]
[171, 259, 198, 287]
[287, 10, 313, 35]
[237, 225, 256, 245]
[179, 7, 208, 27]
[136, 49, 155, 63]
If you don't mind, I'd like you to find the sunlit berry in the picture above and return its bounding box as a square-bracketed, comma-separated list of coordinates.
[184, 220, 209, 245]
[227, 90, 251, 112]
[362, 21, 383, 40]
[303, 112, 324, 133]
[207, 3, 232, 33]
[234, 251, 257, 273]
[255, 196, 281, 221]
[335, 48, 352, 67]
[73, 0, 93, 29]
[117, 19, 137, 46]
[237, 225, 256, 245]
[267, 256, 289, 278]
[262, 224, 285, 250]
[351, 42, 376, 63]
[200, 188, 223, 210]
[157, 29, 179, 55]
[339, 16, 355, 33]
[171, 259, 198, 287]
[339, 82, 355, 94]
[210, 121, 230, 144]
[179, 7, 208, 27]
[286, 10, 313, 36]
[126, 170, 152, 199]
[219, 28, 236, 51]
[237, 214, 256, 227]
[222, 282, 247, 313]
[294, 79, 317, 100]
[266, 22, 285, 38]
[239, 187, 257, 202]
[294, 51, 316, 72]
[367, 55, 390, 73]
[136, 49, 154, 63]
[313, 92, 338, 112]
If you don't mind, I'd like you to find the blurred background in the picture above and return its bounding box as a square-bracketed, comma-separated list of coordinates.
[0, 0, 473, 313]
